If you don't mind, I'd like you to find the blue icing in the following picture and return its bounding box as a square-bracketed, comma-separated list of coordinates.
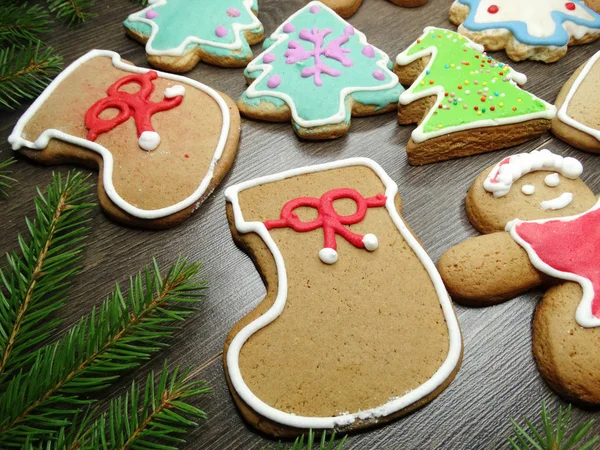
[459, 0, 600, 47]
[244, 3, 402, 124]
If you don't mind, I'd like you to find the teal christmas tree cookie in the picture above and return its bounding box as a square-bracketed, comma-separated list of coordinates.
[394, 27, 556, 165]
[238, 1, 403, 140]
[124, 0, 264, 72]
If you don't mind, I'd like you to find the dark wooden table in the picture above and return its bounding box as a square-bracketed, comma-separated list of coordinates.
[1, 1, 599, 448]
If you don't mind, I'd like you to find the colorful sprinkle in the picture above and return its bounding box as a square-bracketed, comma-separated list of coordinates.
[565, 2, 576, 10]
[267, 75, 281, 89]
[283, 22, 295, 33]
[372, 70, 385, 81]
[310, 5, 321, 13]
[490, 106, 495, 111]
[263, 53, 276, 64]
[145, 10, 158, 19]
[215, 25, 228, 37]
[362, 45, 375, 58]
[227, 7, 241, 17]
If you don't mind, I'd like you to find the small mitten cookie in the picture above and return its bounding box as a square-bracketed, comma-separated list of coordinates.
[394, 28, 555, 165]
[224, 158, 462, 437]
[552, 51, 600, 153]
[8, 50, 240, 229]
[124, 0, 264, 72]
[238, 2, 403, 140]
[437, 149, 600, 405]
[320, 0, 427, 19]
[449, 0, 600, 62]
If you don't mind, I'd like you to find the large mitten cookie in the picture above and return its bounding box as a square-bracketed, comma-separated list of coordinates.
[224, 158, 462, 437]
[8, 50, 240, 229]
[238, 2, 403, 140]
[438, 149, 600, 405]
[320, 0, 427, 19]
[552, 51, 600, 153]
[449, 0, 600, 62]
[124, 0, 264, 72]
[394, 28, 555, 165]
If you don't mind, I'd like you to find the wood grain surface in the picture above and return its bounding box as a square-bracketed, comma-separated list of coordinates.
[1, 1, 599, 448]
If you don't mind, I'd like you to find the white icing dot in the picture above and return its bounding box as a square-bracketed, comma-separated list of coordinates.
[138, 131, 160, 151]
[521, 184, 535, 195]
[562, 157, 584, 178]
[164, 85, 185, 98]
[319, 248, 338, 264]
[362, 234, 378, 251]
[540, 192, 573, 210]
[544, 173, 560, 187]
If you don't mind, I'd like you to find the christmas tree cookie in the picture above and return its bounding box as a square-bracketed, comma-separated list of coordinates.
[321, 0, 428, 19]
[123, 0, 264, 72]
[395, 27, 556, 165]
[450, 0, 600, 62]
[8, 50, 240, 229]
[238, 1, 403, 140]
[224, 158, 462, 437]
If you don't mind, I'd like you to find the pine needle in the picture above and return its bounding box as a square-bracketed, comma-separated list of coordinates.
[0, 3, 52, 46]
[267, 431, 348, 450]
[46, 0, 95, 25]
[0, 157, 17, 196]
[0, 42, 63, 110]
[0, 170, 93, 383]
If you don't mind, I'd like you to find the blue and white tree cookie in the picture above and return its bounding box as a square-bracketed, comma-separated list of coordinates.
[237, 1, 403, 140]
[450, 0, 600, 62]
[124, 0, 264, 72]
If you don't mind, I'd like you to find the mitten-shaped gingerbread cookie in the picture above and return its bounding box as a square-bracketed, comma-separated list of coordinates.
[224, 158, 462, 437]
[8, 50, 240, 229]
[438, 149, 600, 405]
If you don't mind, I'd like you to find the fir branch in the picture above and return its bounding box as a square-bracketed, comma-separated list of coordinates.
[0, 43, 63, 110]
[267, 431, 347, 450]
[507, 402, 599, 450]
[0, 3, 52, 46]
[46, 0, 95, 25]
[0, 157, 17, 196]
[0, 258, 206, 447]
[0, 170, 93, 384]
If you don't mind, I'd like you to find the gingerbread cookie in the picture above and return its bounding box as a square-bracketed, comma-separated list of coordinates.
[394, 28, 556, 165]
[224, 158, 462, 437]
[124, 0, 264, 72]
[449, 0, 600, 62]
[437, 149, 600, 405]
[552, 51, 600, 153]
[238, 2, 402, 140]
[320, 0, 427, 19]
[8, 50, 240, 229]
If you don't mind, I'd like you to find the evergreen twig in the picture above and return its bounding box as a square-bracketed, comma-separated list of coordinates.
[0, 3, 52, 46]
[0, 157, 17, 196]
[267, 431, 347, 450]
[46, 0, 95, 25]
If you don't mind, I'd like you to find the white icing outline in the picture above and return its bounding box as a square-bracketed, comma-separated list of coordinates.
[557, 51, 600, 142]
[8, 50, 231, 220]
[243, 1, 399, 128]
[224, 157, 462, 429]
[125, 0, 263, 56]
[396, 27, 556, 143]
[507, 198, 600, 328]
[540, 192, 573, 210]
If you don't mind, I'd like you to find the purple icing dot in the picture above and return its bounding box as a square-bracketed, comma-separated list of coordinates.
[145, 9, 158, 19]
[215, 25, 228, 37]
[267, 75, 281, 89]
[345, 25, 355, 35]
[283, 22, 295, 33]
[310, 5, 321, 13]
[227, 7, 241, 17]
[263, 53, 276, 63]
[362, 45, 375, 58]
[372, 70, 385, 81]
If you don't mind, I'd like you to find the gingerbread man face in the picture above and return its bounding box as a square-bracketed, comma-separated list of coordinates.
[438, 149, 600, 405]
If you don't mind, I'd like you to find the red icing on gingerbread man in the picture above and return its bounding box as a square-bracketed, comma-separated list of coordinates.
[265, 188, 387, 264]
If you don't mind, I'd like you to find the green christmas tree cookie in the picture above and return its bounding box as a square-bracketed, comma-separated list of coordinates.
[394, 27, 556, 165]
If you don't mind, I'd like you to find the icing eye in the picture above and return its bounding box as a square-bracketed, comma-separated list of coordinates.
[487, 4, 499, 13]
[565, 2, 576, 9]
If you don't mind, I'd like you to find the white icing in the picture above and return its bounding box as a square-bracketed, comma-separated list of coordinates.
[7, 50, 231, 220]
[138, 130, 161, 151]
[557, 51, 600, 142]
[224, 157, 462, 429]
[522, 184, 536, 195]
[164, 84, 185, 98]
[506, 198, 600, 327]
[396, 27, 556, 143]
[126, 0, 262, 56]
[318, 247, 338, 264]
[540, 192, 573, 210]
[483, 149, 583, 197]
[362, 233, 378, 251]
[244, 1, 399, 128]
[544, 172, 560, 187]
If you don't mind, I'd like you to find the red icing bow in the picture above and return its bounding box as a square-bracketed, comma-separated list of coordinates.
[264, 188, 387, 264]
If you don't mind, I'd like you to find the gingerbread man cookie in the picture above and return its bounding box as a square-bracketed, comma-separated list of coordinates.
[8, 50, 240, 229]
[124, 0, 264, 72]
[320, 0, 427, 19]
[224, 158, 462, 437]
[238, 2, 402, 140]
[449, 0, 600, 62]
[438, 149, 600, 405]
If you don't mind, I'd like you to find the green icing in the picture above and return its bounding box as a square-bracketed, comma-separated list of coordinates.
[123, 0, 262, 60]
[402, 28, 552, 135]
[243, 3, 402, 125]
